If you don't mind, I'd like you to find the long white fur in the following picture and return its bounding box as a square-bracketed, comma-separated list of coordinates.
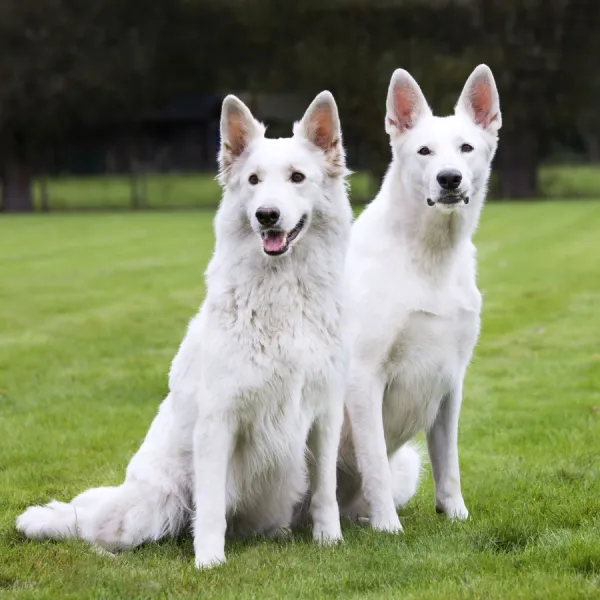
[16, 91, 353, 568]
[336, 65, 502, 531]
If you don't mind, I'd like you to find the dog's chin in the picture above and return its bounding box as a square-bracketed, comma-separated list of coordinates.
[426, 193, 470, 214]
[259, 215, 307, 257]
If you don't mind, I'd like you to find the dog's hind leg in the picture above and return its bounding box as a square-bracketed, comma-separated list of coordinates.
[336, 442, 421, 522]
[17, 393, 193, 550]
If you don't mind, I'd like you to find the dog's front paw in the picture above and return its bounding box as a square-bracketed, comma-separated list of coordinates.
[370, 511, 403, 533]
[195, 551, 226, 570]
[313, 513, 344, 546]
[194, 538, 226, 570]
[436, 496, 469, 520]
[311, 501, 343, 545]
[313, 521, 343, 545]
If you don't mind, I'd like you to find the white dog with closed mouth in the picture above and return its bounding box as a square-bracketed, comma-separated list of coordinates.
[336, 65, 501, 531]
[17, 91, 352, 568]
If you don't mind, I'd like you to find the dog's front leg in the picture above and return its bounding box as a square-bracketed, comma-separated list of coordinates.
[427, 380, 469, 520]
[345, 369, 401, 532]
[307, 379, 344, 544]
[192, 407, 233, 569]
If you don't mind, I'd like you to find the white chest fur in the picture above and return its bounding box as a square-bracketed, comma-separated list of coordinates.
[382, 300, 480, 449]
[168, 249, 345, 523]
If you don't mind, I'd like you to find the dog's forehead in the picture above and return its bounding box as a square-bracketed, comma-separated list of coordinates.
[246, 137, 314, 170]
[426, 114, 480, 142]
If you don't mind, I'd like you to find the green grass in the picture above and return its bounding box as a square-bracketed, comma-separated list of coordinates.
[1, 202, 599, 599]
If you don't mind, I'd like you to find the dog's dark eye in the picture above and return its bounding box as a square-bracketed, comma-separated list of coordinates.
[290, 171, 305, 183]
[248, 174, 259, 185]
[417, 147, 432, 156]
[460, 143, 474, 153]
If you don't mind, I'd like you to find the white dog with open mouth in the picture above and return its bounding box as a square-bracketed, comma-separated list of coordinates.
[336, 65, 501, 530]
[17, 91, 352, 568]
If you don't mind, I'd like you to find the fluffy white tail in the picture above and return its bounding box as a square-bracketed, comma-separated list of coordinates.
[16, 481, 188, 550]
[16, 394, 192, 550]
[389, 443, 422, 507]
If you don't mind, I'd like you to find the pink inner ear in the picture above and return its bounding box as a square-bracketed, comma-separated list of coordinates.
[309, 105, 334, 150]
[227, 112, 249, 157]
[469, 78, 495, 127]
[393, 84, 419, 133]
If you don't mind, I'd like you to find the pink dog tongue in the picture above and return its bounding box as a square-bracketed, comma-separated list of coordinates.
[263, 231, 286, 253]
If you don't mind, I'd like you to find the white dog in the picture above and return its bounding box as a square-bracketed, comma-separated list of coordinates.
[336, 65, 501, 531]
[17, 91, 352, 568]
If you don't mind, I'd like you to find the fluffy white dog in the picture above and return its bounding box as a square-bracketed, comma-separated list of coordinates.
[17, 91, 352, 568]
[336, 65, 502, 531]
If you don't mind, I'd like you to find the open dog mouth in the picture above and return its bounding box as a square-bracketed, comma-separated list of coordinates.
[427, 194, 470, 207]
[260, 215, 307, 256]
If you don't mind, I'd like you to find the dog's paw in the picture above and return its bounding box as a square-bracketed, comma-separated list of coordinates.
[313, 521, 343, 545]
[194, 548, 226, 569]
[370, 511, 403, 533]
[194, 533, 226, 570]
[436, 497, 469, 521]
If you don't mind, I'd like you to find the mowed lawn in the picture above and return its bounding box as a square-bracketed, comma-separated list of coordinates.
[1, 202, 599, 599]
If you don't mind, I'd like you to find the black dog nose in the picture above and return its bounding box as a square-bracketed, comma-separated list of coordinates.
[255, 207, 280, 227]
[437, 169, 462, 191]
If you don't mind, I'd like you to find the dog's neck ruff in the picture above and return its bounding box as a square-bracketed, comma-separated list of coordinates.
[205, 192, 350, 330]
[383, 164, 481, 275]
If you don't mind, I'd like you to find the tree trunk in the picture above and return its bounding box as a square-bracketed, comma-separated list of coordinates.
[130, 171, 141, 209]
[39, 176, 50, 211]
[129, 153, 147, 210]
[496, 128, 539, 199]
[2, 160, 34, 212]
[583, 132, 600, 163]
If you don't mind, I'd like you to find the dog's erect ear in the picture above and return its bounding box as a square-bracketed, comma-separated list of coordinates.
[298, 91, 341, 151]
[385, 69, 432, 138]
[456, 64, 502, 136]
[218, 95, 264, 183]
[296, 91, 345, 176]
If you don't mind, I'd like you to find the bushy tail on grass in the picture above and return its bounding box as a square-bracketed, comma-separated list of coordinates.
[16, 393, 191, 550]
[16, 480, 188, 551]
[389, 442, 422, 507]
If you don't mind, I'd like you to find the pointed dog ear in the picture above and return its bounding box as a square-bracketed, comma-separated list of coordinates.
[218, 95, 264, 184]
[385, 69, 432, 138]
[456, 64, 502, 136]
[295, 91, 345, 177]
[298, 91, 341, 151]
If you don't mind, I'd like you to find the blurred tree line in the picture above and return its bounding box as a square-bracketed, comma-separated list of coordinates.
[1, 0, 599, 211]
